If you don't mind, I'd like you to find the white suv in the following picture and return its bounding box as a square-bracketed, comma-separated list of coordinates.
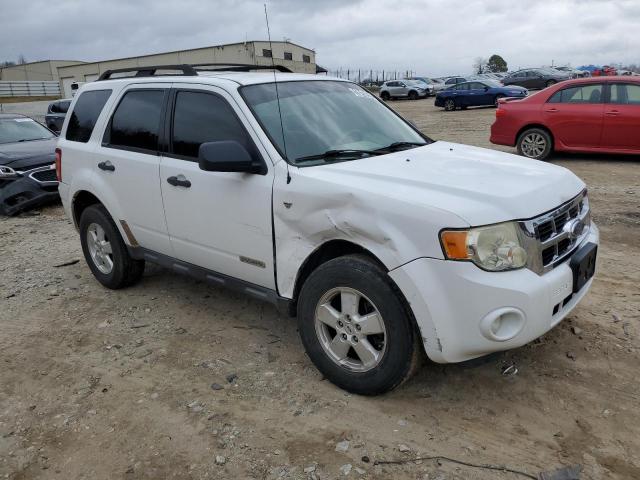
[56, 64, 599, 395]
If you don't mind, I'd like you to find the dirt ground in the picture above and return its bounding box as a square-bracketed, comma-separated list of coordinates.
[1, 99, 639, 480]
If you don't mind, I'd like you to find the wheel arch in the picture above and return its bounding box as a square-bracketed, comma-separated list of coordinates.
[72, 190, 105, 228]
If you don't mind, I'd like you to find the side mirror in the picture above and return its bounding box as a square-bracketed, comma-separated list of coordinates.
[198, 141, 263, 174]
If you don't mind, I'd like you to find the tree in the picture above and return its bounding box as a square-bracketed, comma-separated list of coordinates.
[17, 54, 27, 65]
[473, 57, 488, 74]
[487, 54, 508, 73]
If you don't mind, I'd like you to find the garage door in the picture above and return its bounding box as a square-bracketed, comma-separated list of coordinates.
[84, 73, 99, 82]
[61, 77, 75, 98]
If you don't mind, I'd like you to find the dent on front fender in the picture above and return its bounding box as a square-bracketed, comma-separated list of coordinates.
[271, 162, 465, 299]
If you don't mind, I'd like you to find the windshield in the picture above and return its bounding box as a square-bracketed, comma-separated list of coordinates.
[241, 80, 427, 166]
[0, 117, 54, 144]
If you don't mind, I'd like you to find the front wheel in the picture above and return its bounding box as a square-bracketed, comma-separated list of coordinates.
[517, 128, 553, 160]
[79, 204, 145, 289]
[297, 255, 420, 395]
[443, 98, 456, 111]
[408, 90, 418, 100]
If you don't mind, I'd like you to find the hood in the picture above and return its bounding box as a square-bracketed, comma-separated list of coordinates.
[0, 138, 57, 170]
[298, 141, 585, 226]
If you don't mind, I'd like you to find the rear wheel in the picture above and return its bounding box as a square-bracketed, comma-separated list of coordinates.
[494, 94, 505, 107]
[517, 128, 553, 160]
[444, 98, 456, 111]
[79, 204, 145, 289]
[380, 91, 390, 101]
[545, 80, 556, 88]
[297, 255, 420, 395]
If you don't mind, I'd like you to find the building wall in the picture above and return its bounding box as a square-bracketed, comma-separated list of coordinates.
[56, 41, 316, 96]
[0, 60, 85, 81]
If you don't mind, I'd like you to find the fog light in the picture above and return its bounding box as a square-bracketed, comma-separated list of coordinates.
[479, 307, 525, 342]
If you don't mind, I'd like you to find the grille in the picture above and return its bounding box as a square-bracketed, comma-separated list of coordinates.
[520, 190, 590, 274]
[30, 168, 57, 183]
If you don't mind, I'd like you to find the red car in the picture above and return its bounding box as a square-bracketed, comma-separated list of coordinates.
[490, 76, 640, 160]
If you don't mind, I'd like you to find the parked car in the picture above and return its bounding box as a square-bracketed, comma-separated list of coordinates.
[443, 76, 467, 87]
[550, 66, 588, 78]
[0, 114, 59, 215]
[502, 68, 570, 90]
[592, 66, 617, 77]
[410, 77, 446, 92]
[435, 80, 528, 111]
[57, 65, 598, 395]
[45, 98, 72, 132]
[491, 76, 640, 160]
[380, 79, 430, 100]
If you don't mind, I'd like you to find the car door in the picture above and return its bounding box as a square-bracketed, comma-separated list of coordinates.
[465, 82, 485, 106]
[600, 83, 640, 151]
[542, 83, 605, 148]
[93, 84, 173, 255]
[396, 81, 409, 97]
[159, 85, 275, 289]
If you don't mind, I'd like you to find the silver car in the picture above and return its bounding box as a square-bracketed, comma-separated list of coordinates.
[380, 80, 430, 100]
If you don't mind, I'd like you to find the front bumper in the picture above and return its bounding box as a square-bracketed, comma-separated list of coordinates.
[389, 223, 599, 363]
[0, 164, 59, 215]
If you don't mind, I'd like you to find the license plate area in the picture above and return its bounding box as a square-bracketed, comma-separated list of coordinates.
[570, 243, 597, 293]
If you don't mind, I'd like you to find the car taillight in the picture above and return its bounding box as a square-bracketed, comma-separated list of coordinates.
[496, 108, 507, 117]
[55, 148, 62, 182]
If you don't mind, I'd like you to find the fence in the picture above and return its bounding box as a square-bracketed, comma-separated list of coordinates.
[0, 81, 60, 97]
[326, 69, 419, 84]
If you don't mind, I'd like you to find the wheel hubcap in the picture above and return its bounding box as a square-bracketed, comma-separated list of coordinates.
[87, 223, 114, 274]
[314, 287, 387, 372]
[445, 100, 454, 110]
[521, 133, 547, 158]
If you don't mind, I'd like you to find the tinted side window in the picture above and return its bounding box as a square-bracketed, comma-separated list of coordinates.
[457, 83, 471, 90]
[59, 100, 71, 113]
[610, 83, 640, 105]
[548, 85, 602, 104]
[66, 90, 112, 142]
[171, 91, 256, 159]
[107, 90, 165, 152]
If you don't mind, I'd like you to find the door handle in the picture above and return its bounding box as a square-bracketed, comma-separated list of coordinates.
[98, 161, 115, 172]
[605, 110, 620, 116]
[167, 175, 191, 188]
[545, 108, 558, 113]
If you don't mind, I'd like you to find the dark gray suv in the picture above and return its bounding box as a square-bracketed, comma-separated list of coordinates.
[45, 99, 71, 133]
[502, 68, 569, 90]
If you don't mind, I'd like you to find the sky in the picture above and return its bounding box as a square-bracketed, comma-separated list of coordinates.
[1, 0, 639, 77]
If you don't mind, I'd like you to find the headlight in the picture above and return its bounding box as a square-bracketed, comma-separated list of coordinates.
[0, 165, 19, 179]
[440, 222, 527, 271]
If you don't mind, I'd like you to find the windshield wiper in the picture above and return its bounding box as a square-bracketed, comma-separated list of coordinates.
[295, 149, 380, 163]
[374, 141, 428, 153]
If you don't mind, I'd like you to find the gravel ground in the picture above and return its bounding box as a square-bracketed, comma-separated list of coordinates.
[0, 98, 639, 480]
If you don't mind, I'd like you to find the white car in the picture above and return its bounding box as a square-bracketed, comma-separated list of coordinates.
[56, 64, 599, 395]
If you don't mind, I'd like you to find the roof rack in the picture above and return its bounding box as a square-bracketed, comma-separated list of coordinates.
[192, 63, 292, 73]
[97, 65, 197, 81]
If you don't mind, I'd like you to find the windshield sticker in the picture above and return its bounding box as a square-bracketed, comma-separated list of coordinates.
[348, 88, 373, 99]
[14, 118, 35, 122]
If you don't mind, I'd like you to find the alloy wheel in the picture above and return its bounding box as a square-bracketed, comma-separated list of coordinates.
[314, 287, 387, 372]
[520, 133, 547, 158]
[444, 99, 455, 111]
[86, 223, 114, 274]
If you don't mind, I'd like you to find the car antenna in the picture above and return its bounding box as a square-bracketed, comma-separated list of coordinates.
[264, 3, 291, 184]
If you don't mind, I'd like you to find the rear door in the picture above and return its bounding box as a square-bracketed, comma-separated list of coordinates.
[600, 82, 640, 151]
[542, 83, 605, 148]
[93, 84, 172, 255]
[159, 85, 275, 288]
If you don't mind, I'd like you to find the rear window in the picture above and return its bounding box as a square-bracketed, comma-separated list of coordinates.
[66, 90, 112, 142]
[610, 83, 640, 105]
[105, 90, 165, 153]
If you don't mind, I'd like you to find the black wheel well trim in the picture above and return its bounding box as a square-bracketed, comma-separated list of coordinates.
[516, 124, 554, 147]
[72, 190, 105, 228]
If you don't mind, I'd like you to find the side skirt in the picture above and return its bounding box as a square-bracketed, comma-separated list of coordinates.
[128, 247, 292, 315]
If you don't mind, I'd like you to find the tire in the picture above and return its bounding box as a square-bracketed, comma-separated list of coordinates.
[408, 90, 418, 100]
[517, 127, 553, 160]
[297, 254, 420, 395]
[545, 80, 556, 88]
[444, 98, 456, 111]
[380, 91, 390, 101]
[79, 204, 145, 289]
[494, 94, 505, 107]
